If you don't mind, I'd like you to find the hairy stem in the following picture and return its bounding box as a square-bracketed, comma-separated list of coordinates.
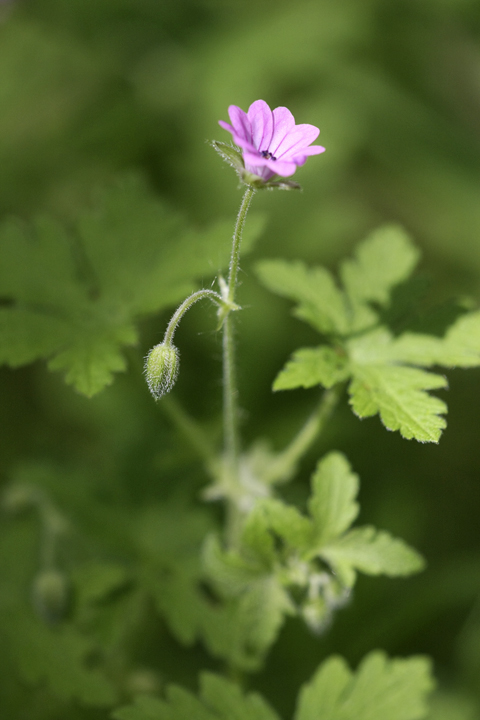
[227, 186, 256, 303]
[222, 186, 255, 544]
[263, 385, 343, 484]
[163, 289, 221, 346]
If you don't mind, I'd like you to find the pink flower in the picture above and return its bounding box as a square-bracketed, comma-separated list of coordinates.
[219, 99, 325, 181]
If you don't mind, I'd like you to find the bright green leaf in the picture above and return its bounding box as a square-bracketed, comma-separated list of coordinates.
[348, 363, 447, 443]
[308, 452, 359, 546]
[321, 526, 425, 587]
[295, 651, 434, 720]
[273, 346, 351, 391]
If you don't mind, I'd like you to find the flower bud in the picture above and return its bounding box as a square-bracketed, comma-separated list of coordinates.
[144, 342, 179, 399]
[32, 568, 69, 624]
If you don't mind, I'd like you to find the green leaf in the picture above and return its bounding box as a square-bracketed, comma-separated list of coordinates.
[0, 175, 265, 396]
[255, 259, 349, 335]
[320, 526, 425, 587]
[258, 227, 469, 442]
[308, 452, 359, 546]
[348, 361, 447, 443]
[245, 499, 313, 553]
[273, 346, 351, 390]
[386, 311, 480, 369]
[137, 504, 213, 645]
[206, 576, 294, 670]
[295, 651, 434, 720]
[202, 535, 294, 669]
[113, 673, 280, 720]
[5, 607, 117, 707]
[200, 673, 280, 720]
[340, 225, 420, 307]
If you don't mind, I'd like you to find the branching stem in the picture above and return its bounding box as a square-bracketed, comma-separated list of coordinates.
[263, 386, 343, 484]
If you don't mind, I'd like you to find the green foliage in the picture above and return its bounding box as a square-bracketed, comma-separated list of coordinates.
[4, 606, 117, 707]
[113, 652, 433, 720]
[202, 452, 423, 653]
[0, 175, 264, 396]
[257, 225, 480, 442]
[295, 651, 434, 720]
[2, 0, 480, 717]
[112, 672, 280, 720]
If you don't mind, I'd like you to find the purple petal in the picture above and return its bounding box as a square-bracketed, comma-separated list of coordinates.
[219, 120, 257, 154]
[267, 159, 297, 177]
[247, 100, 274, 151]
[243, 150, 297, 178]
[229, 133, 258, 155]
[218, 100, 325, 181]
[227, 105, 253, 145]
[268, 107, 296, 156]
[289, 146, 325, 165]
[274, 124, 321, 160]
[218, 120, 234, 133]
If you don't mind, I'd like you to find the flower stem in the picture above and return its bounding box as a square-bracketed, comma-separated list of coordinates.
[227, 186, 256, 303]
[222, 186, 255, 544]
[163, 289, 221, 346]
[263, 386, 343, 484]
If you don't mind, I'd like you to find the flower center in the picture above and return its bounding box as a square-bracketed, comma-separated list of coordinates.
[260, 150, 277, 161]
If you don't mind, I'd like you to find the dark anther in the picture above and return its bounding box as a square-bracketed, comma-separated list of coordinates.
[261, 150, 277, 161]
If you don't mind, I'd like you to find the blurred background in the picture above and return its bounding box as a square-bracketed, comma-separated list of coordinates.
[1, 0, 480, 717]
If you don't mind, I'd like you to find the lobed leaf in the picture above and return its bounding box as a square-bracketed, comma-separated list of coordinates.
[113, 673, 280, 720]
[340, 225, 420, 307]
[295, 651, 434, 720]
[0, 175, 265, 396]
[320, 526, 426, 587]
[273, 346, 351, 391]
[308, 452, 359, 547]
[256, 259, 349, 335]
[348, 363, 447, 443]
[5, 608, 116, 707]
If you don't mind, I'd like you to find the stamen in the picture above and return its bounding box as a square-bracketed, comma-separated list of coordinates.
[260, 150, 277, 161]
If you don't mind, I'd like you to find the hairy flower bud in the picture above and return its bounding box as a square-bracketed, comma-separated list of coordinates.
[32, 568, 69, 624]
[145, 342, 179, 399]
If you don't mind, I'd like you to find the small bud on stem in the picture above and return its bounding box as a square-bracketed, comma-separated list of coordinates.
[145, 342, 180, 399]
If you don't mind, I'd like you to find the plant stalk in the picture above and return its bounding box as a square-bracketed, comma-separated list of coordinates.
[222, 186, 255, 543]
[163, 289, 221, 346]
[263, 385, 343, 484]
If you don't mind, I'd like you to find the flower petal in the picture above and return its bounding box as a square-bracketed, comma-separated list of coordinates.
[289, 145, 326, 165]
[274, 124, 321, 160]
[266, 158, 297, 177]
[269, 106, 296, 156]
[218, 120, 234, 133]
[247, 100, 274, 151]
[227, 105, 253, 145]
[243, 150, 298, 178]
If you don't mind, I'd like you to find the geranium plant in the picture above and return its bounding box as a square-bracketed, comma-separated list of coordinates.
[2, 99, 480, 720]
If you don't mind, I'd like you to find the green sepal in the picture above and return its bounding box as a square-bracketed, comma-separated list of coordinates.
[210, 140, 244, 172]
